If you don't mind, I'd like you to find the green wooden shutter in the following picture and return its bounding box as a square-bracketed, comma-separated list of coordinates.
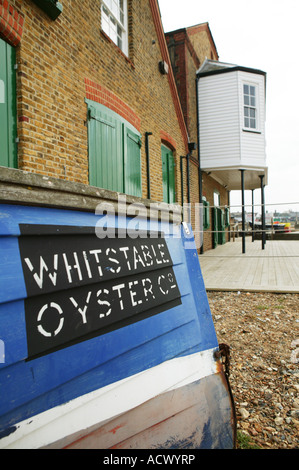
[161, 145, 168, 202]
[212, 207, 226, 247]
[203, 200, 210, 230]
[0, 39, 17, 169]
[225, 207, 230, 227]
[87, 100, 142, 196]
[161, 145, 175, 204]
[167, 151, 175, 204]
[124, 126, 142, 197]
[88, 104, 123, 192]
[217, 208, 225, 245]
[212, 207, 218, 248]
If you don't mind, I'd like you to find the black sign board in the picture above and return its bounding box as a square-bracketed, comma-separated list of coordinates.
[18, 225, 181, 360]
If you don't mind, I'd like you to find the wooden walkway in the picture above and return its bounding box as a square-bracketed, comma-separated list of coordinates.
[199, 238, 299, 293]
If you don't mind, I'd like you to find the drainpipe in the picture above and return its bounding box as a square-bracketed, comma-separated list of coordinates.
[145, 132, 152, 199]
[186, 152, 191, 224]
[196, 75, 203, 254]
[180, 156, 184, 207]
[180, 154, 191, 223]
[252, 189, 255, 242]
[186, 153, 190, 206]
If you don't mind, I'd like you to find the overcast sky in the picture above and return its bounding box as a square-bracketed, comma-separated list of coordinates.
[158, 0, 299, 215]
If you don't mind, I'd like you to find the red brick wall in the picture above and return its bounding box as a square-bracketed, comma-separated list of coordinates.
[2, 0, 188, 204]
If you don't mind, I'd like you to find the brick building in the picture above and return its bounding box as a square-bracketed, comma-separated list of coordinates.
[0, 0, 190, 209]
[0, 3, 241, 449]
[0, 1, 266, 253]
[165, 24, 267, 253]
[166, 24, 230, 252]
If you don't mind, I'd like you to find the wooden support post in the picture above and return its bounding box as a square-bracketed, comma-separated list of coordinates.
[240, 169, 245, 254]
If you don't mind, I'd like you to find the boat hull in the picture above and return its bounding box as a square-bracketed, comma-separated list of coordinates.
[0, 203, 236, 449]
[1, 350, 234, 449]
[54, 373, 234, 450]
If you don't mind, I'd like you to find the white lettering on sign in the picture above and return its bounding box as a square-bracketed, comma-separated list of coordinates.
[19, 226, 182, 359]
[112, 283, 125, 310]
[0, 80, 4, 104]
[63, 252, 83, 283]
[83, 250, 92, 278]
[23, 242, 171, 290]
[24, 255, 58, 288]
[97, 288, 112, 318]
[140, 245, 153, 267]
[106, 248, 121, 274]
[69, 291, 92, 324]
[142, 278, 155, 300]
[33, 269, 178, 341]
[37, 302, 64, 338]
[119, 246, 131, 270]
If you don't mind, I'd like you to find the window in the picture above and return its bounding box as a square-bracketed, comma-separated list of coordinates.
[161, 145, 175, 204]
[101, 0, 128, 55]
[213, 191, 220, 207]
[243, 84, 257, 129]
[0, 38, 17, 169]
[87, 100, 141, 197]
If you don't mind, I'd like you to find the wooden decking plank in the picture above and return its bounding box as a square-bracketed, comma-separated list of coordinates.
[199, 239, 299, 293]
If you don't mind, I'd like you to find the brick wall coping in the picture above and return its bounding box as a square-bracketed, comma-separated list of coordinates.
[0, 167, 182, 222]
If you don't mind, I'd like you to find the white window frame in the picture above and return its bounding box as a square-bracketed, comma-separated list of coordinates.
[243, 82, 259, 131]
[101, 0, 128, 56]
[213, 191, 220, 207]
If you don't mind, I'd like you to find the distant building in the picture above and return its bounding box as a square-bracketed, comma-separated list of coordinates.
[197, 59, 267, 193]
[1, 2, 267, 254]
[166, 27, 267, 252]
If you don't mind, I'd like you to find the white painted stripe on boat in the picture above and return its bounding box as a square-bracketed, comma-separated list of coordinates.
[1, 348, 217, 449]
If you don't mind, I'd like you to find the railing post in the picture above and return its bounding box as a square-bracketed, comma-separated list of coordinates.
[240, 169, 245, 254]
[252, 189, 255, 242]
[259, 175, 266, 250]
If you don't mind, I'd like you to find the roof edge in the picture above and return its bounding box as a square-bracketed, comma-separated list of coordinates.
[150, 0, 189, 152]
[197, 59, 267, 78]
[186, 22, 219, 60]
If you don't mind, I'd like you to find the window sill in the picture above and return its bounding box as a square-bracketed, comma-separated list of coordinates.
[100, 30, 135, 69]
[242, 128, 262, 135]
